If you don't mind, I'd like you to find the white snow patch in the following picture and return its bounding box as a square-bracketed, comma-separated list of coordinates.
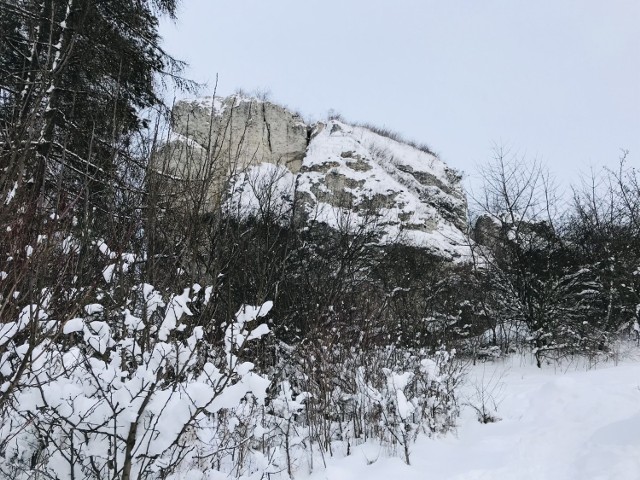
[63, 318, 84, 334]
[306, 354, 640, 480]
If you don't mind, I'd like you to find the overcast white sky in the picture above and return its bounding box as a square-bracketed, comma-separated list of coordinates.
[159, 0, 639, 194]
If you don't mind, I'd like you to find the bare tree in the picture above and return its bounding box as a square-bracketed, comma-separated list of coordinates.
[470, 146, 606, 366]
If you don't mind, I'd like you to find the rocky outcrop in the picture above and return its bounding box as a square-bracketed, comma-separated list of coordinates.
[156, 95, 470, 259]
[170, 95, 308, 172]
[473, 214, 502, 248]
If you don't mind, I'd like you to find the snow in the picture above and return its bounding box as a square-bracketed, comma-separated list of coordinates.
[300, 120, 470, 259]
[4, 256, 639, 480]
[4, 182, 17, 205]
[84, 303, 103, 315]
[246, 323, 270, 341]
[102, 263, 115, 283]
[63, 317, 83, 334]
[166, 96, 472, 259]
[0, 305, 48, 345]
[224, 117, 470, 260]
[96, 239, 116, 259]
[236, 301, 273, 324]
[169, 131, 206, 150]
[0, 291, 272, 478]
[226, 163, 296, 220]
[305, 353, 640, 480]
[142, 283, 165, 316]
[158, 288, 193, 341]
[184, 93, 260, 117]
[62, 235, 79, 254]
[124, 309, 144, 331]
[83, 321, 113, 354]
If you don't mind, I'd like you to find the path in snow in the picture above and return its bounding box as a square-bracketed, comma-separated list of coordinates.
[308, 352, 640, 480]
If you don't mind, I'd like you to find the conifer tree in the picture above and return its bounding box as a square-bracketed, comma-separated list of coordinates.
[0, 0, 183, 213]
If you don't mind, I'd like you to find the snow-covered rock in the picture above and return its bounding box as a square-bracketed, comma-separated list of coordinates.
[169, 94, 308, 173]
[157, 95, 470, 259]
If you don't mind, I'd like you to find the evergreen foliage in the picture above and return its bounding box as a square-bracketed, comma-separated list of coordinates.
[0, 0, 182, 212]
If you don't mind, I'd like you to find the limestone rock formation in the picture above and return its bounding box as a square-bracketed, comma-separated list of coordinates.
[172, 95, 308, 172]
[155, 94, 470, 259]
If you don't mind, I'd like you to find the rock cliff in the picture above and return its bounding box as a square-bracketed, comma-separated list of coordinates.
[155, 94, 470, 259]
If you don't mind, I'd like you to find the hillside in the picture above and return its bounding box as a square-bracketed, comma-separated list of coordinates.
[158, 95, 470, 260]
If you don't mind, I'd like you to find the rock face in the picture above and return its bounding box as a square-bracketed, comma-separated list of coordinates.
[156, 94, 470, 259]
[171, 95, 308, 172]
[473, 214, 502, 248]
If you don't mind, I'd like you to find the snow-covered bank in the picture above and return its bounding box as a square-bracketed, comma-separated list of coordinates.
[308, 352, 640, 480]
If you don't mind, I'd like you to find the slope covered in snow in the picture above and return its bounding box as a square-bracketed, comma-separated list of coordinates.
[161, 96, 471, 260]
[295, 120, 468, 258]
[306, 353, 640, 480]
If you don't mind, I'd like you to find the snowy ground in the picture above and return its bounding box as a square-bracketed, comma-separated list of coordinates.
[306, 348, 640, 480]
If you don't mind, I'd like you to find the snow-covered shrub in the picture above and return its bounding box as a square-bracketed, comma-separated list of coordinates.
[465, 365, 505, 424]
[266, 343, 463, 467]
[0, 275, 273, 479]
